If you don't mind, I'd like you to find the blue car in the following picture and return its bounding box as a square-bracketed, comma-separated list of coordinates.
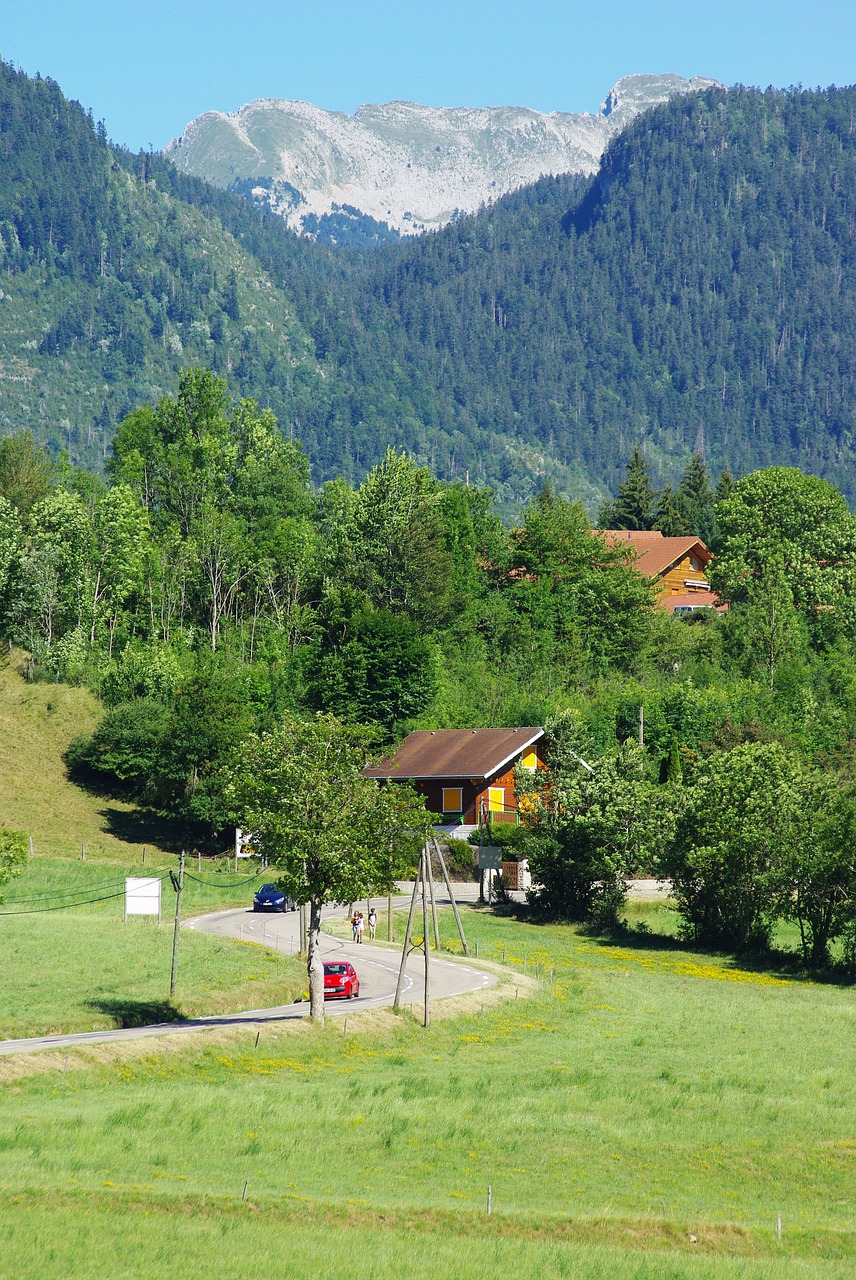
[253, 883, 296, 912]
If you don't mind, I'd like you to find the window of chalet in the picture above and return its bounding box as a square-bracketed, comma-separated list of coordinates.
[521, 749, 538, 770]
[442, 787, 463, 813]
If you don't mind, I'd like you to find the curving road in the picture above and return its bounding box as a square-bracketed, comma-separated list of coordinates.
[0, 892, 494, 1057]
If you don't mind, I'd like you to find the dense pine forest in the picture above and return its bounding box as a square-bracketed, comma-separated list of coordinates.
[1, 63, 855, 508]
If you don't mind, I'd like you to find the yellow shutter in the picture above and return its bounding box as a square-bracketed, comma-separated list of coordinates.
[442, 787, 463, 813]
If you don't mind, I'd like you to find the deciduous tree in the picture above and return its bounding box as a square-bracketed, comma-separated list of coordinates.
[227, 715, 430, 1019]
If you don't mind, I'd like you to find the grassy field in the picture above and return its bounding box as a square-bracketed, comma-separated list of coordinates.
[1, 904, 854, 1278]
[1, 659, 852, 1276]
[0, 859, 302, 1038]
[0, 651, 181, 862]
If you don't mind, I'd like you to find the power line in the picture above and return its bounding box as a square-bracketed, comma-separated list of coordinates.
[1, 869, 264, 914]
[0, 884, 148, 916]
[3, 875, 146, 905]
[183, 871, 265, 889]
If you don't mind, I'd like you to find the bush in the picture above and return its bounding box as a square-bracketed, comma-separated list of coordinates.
[443, 837, 476, 880]
[66, 697, 170, 796]
[665, 742, 798, 951]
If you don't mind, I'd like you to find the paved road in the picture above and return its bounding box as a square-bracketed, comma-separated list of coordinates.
[0, 891, 493, 1058]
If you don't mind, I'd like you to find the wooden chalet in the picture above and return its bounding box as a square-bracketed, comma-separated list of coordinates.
[602, 530, 726, 613]
[365, 727, 546, 825]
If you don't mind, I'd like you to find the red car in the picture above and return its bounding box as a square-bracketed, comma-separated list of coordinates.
[322, 960, 360, 999]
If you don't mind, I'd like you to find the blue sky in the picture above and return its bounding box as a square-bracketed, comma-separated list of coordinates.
[3, 1, 855, 151]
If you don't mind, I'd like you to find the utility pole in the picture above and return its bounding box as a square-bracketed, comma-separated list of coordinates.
[169, 850, 186, 1000]
[431, 833, 468, 955]
[420, 849, 431, 1028]
[425, 839, 440, 951]
[393, 846, 425, 1012]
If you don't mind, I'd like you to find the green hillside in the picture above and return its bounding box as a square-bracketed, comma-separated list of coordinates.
[0, 62, 324, 475]
[0, 650, 175, 861]
[333, 83, 856, 503]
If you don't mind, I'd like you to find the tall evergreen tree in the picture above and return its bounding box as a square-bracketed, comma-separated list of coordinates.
[610, 448, 656, 531]
[653, 484, 687, 536]
[675, 453, 715, 544]
[715, 469, 735, 504]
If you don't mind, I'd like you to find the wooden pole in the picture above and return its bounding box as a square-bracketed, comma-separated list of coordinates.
[421, 847, 431, 1028]
[425, 839, 440, 951]
[432, 834, 468, 955]
[393, 853, 422, 1010]
[169, 850, 185, 999]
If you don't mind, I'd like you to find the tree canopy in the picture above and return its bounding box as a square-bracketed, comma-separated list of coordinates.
[226, 714, 430, 1018]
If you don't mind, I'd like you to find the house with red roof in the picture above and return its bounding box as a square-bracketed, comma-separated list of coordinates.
[602, 530, 726, 613]
[365, 726, 546, 826]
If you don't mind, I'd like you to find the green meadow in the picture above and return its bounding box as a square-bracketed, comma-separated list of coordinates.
[0, 859, 302, 1038]
[1, 904, 854, 1278]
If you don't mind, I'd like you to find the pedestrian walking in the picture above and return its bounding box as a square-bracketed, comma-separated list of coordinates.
[368, 908, 377, 941]
[351, 911, 360, 942]
[356, 912, 365, 943]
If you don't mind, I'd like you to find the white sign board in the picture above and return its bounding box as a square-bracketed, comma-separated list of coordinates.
[125, 876, 162, 921]
[235, 828, 255, 859]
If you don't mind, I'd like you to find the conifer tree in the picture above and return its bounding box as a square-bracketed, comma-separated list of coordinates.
[675, 453, 715, 543]
[715, 468, 735, 504]
[610, 448, 656, 531]
[653, 484, 687, 536]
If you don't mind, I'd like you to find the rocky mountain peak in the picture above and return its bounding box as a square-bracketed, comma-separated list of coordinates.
[165, 73, 722, 243]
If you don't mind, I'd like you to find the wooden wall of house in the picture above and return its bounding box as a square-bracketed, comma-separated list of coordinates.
[407, 742, 546, 824]
[658, 552, 712, 598]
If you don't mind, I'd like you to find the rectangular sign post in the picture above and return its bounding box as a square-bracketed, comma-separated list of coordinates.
[235, 828, 254, 859]
[125, 876, 162, 924]
[477, 847, 502, 871]
[477, 847, 502, 906]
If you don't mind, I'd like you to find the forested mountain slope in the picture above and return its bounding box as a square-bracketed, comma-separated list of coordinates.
[329, 84, 856, 503]
[0, 63, 327, 473]
[1, 65, 855, 507]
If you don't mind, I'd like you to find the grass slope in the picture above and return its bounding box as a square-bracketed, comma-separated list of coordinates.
[0, 652, 177, 862]
[1, 906, 854, 1277]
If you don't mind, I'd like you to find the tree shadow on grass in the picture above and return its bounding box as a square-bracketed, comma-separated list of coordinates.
[491, 899, 854, 987]
[97, 806, 190, 855]
[85, 998, 186, 1028]
[581, 920, 854, 987]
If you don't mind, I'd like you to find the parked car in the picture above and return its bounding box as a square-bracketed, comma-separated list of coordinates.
[252, 883, 296, 912]
[322, 960, 360, 999]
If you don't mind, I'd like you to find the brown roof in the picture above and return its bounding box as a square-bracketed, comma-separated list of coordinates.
[601, 530, 712, 580]
[365, 727, 545, 781]
[665, 592, 727, 614]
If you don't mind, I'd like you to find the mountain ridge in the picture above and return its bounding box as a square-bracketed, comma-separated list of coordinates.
[164, 74, 721, 240]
